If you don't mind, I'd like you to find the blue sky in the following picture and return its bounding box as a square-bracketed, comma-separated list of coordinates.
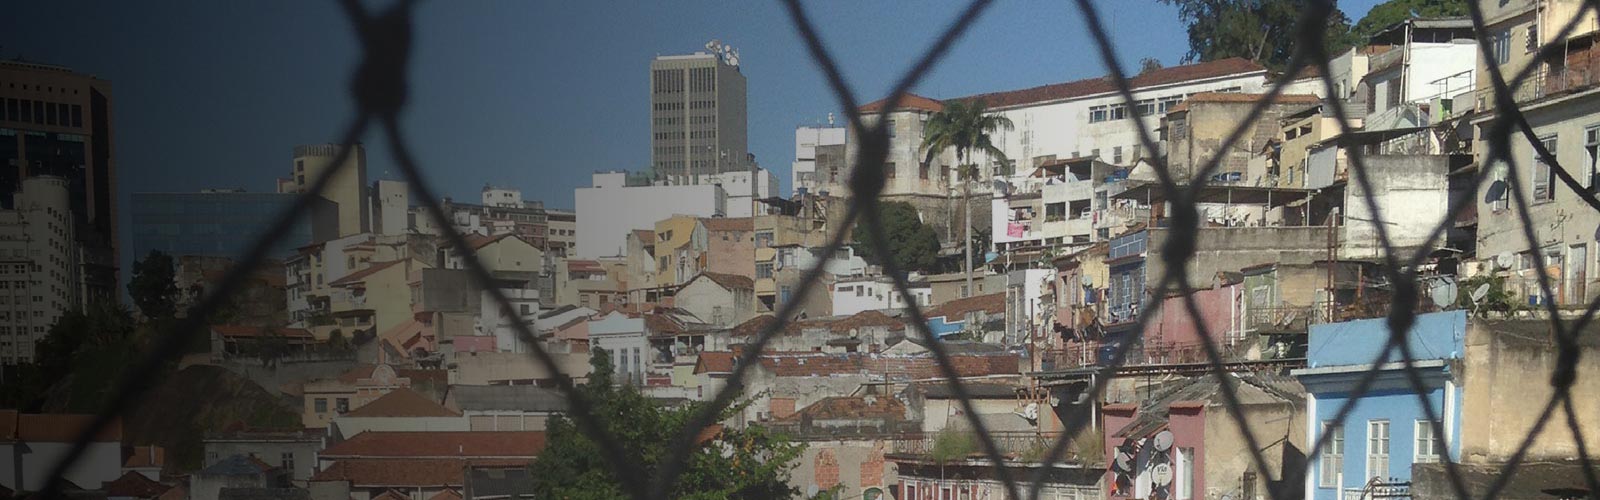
[4, 0, 1385, 269]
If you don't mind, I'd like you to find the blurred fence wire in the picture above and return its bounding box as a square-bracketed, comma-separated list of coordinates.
[35, 0, 1600, 499]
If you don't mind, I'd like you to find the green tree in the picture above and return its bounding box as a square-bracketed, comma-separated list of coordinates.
[1159, 0, 1359, 71]
[529, 348, 806, 499]
[1138, 57, 1165, 75]
[0, 302, 138, 410]
[1350, 0, 1469, 42]
[852, 201, 941, 274]
[920, 99, 1014, 294]
[128, 250, 180, 320]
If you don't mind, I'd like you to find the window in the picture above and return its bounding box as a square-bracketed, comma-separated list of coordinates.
[1491, 162, 1511, 211]
[282, 452, 295, 472]
[756, 262, 774, 279]
[336, 397, 350, 413]
[1534, 136, 1557, 203]
[1585, 126, 1600, 191]
[886, 162, 897, 178]
[1108, 104, 1127, 120]
[1415, 420, 1445, 463]
[1387, 79, 1403, 108]
[920, 162, 930, 180]
[1491, 29, 1512, 65]
[1319, 423, 1344, 488]
[314, 398, 328, 413]
[887, 119, 896, 138]
[1113, 146, 1124, 164]
[1135, 99, 1156, 116]
[1089, 106, 1108, 123]
[1177, 447, 1194, 499]
[1527, 24, 1539, 53]
[1367, 419, 1390, 480]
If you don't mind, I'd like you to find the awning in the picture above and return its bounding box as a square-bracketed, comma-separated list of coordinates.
[1111, 182, 1314, 207]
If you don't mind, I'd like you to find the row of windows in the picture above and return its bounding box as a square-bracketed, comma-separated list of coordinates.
[1490, 125, 1600, 210]
[1088, 89, 1239, 124]
[1, 98, 82, 128]
[3, 82, 79, 94]
[1318, 419, 1445, 488]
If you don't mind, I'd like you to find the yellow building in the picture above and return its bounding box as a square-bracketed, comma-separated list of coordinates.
[328, 258, 431, 339]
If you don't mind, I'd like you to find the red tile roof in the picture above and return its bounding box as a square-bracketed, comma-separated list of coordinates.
[321, 431, 545, 459]
[828, 310, 907, 333]
[699, 217, 754, 232]
[631, 229, 656, 246]
[691, 272, 754, 290]
[212, 325, 314, 340]
[567, 259, 604, 273]
[102, 471, 171, 498]
[0, 412, 122, 443]
[859, 92, 945, 113]
[329, 259, 408, 286]
[859, 58, 1267, 113]
[960, 58, 1266, 110]
[312, 459, 475, 487]
[372, 490, 412, 500]
[728, 315, 780, 337]
[778, 396, 907, 422]
[925, 292, 1006, 319]
[341, 388, 460, 418]
[428, 489, 464, 500]
[694, 352, 736, 374]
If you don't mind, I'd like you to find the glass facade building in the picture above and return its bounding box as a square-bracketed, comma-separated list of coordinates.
[130, 191, 313, 261]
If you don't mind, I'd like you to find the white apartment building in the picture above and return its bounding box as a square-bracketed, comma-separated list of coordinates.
[831, 276, 931, 317]
[574, 171, 726, 258]
[0, 177, 81, 365]
[372, 179, 410, 236]
[792, 124, 847, 194]
[701, 168, 779, 217]
[1360, 18, 1479, 131]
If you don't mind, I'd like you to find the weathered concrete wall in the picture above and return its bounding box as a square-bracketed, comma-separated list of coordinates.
[879, 192, 991, 251]
[787, 439, 895, 499]
[1340, 155, 1449, 260]
[1203, 402, 1306, 500]
[1148, 227, 1334, 291]
[1459, 319, 1600, 464]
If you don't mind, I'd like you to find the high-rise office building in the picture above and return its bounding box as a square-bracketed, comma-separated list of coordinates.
[0, 60, 118, 304]
[0, 177, 80, 365]
[649, 42, 748, 184]
[288, 143, 370, 240]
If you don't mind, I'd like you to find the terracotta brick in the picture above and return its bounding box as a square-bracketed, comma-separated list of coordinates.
[770, 398, 797, 420]
[814, 449, 839, 490]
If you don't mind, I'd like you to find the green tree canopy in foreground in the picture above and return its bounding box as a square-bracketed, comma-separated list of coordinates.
[529, 348, 805, 499]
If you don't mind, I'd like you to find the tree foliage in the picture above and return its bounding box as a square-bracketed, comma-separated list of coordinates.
[920, 99, 1015, 180]
[1350, 0, 1468, 42]
[1, 302, 139, 410]
[529, 348, 806, 500]
[1138, 57, 1165, 76]
[128, 250, 180, 320]
[852, 201, 941, 274]
[1159, 0, 1358, 71]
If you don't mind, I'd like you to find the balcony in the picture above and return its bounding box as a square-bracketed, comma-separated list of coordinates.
[1477, 56, 1600, 111]
[890, 431, 1071, 462]
[1043, 337, 1252, 370]
[1245, 305, 1320, 334]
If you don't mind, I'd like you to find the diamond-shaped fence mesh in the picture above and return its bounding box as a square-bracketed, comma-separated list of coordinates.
[31, 0, 1600, 499]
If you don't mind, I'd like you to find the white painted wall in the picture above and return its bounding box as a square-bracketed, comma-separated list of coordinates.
[574, 172, 726, 258]
[374, 180, 410, 236]
[794, 126, 847, 193]
[588, 311, 648, 384]
[831, 278, 931, 316]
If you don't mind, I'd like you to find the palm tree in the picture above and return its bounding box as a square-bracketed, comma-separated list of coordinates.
[919, 99, 1014, 297]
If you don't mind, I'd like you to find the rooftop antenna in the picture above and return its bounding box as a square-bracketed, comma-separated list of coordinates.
[827, 113, 835, 127]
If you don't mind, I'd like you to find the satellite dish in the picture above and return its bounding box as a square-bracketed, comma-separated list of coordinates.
[1470, 283, 1492, 303]
[1495, 252, 1515, 270]
[1153, 430, 1175, 452]
[1114, 451, 1134, 472]
[1151, 463, 1174, 486]
[1485, 180, 1508, 203]
[1430, 277, 1459, 308]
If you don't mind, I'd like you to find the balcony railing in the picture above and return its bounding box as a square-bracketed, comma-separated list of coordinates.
[1477, 58, 1600, 111]
[1044, 337, 1252, 370]
[1245, 305, 1320, 333]
[890, 431, 1064, 461]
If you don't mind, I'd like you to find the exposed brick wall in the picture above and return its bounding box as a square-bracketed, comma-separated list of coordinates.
[860, 441, 886, 487]
[814, 449, 840, 490]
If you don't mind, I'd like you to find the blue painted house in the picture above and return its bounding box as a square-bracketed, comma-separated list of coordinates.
[1292, 310, 1466, 500]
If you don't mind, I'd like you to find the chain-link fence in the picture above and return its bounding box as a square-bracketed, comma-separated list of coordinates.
[32, 0, 1600, 499]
